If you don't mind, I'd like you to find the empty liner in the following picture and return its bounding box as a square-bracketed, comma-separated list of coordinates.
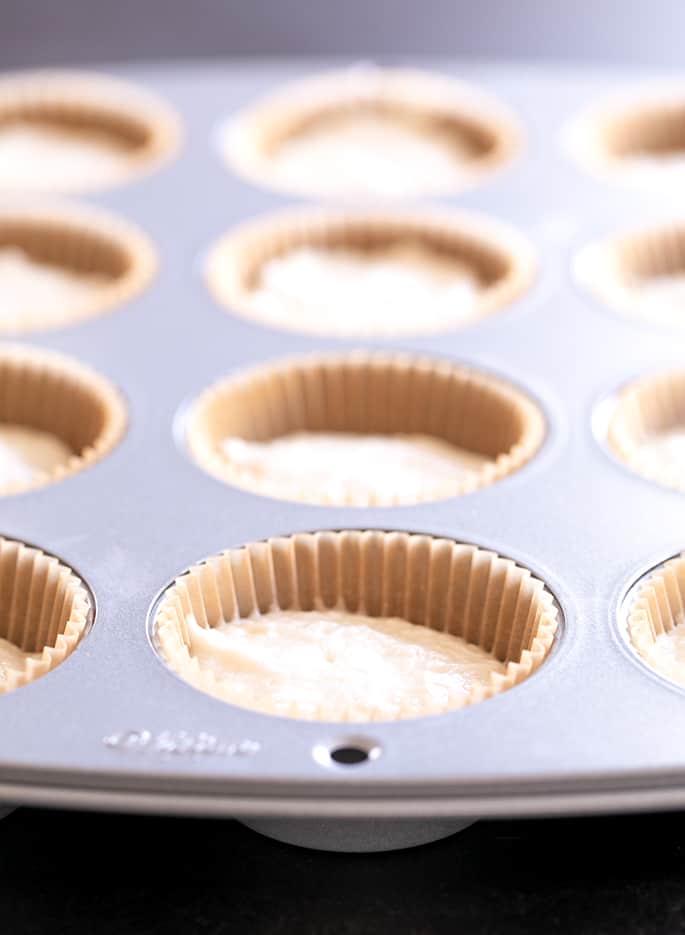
[0, 70, 180, 193]
[626, 554, 685, 688]
[185, 353, 545, 506]
[205, 209, 535, 338]
[0, 536, 91, 694]
[153, 531, 559, 721]
[0, 344, 127, 496]
[607, 370, 685, 491]
[567, 89, 685, 189]
[221, 67, 521, 198]
[0, 203, 156, 333]
[575, 222, 685, 327]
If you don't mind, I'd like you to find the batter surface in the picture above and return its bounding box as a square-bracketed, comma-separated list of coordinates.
[0, 424, 73, 489]
[645, 620, 685, 687]
[183, 608, 506, 721]
[0, 123, 135, 191]
[629, 272, 685, 324]
[268, 111, 477, 197]
[635, 429, 685, 476]
[249, 243, 481, 336]
[221, 431, 490, 504]
[0, 636, 39, 686]
[0, 247, 110, 330]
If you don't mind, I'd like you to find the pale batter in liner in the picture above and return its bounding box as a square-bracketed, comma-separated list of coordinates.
[206, 209, 535, 338]
[607, 370, 685, 492]
[154, 531, 558, 722]
[246, 243, 481, 336]
[566, 88, 685, 190]
[221, 432, 490, 506]
[627, 554, 685, 688]
[0, 203, 156, 334]
[0, 536, 91, 695]
[576, 222, 685, 327]
[0, 344, 127, 496]
[0, 70, 180, 194]
[222, 67, 521, 198]
[186, 352, 545, 506]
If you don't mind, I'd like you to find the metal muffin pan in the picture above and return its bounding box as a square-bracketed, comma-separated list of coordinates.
[3, 60, 685, 853]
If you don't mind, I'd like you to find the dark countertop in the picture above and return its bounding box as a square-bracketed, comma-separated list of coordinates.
[1, 807, 681, 934]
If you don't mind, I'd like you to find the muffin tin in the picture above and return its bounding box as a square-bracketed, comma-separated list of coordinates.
[5, 61, 685, 853]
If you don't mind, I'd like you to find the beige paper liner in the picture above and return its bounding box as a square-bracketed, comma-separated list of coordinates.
[0, 536, 91, 694]
[0, 202, 157, 334]
[222, 67, 521, 198]
[205, 208, 535, 337]
[575, 221, 685, 325]
[154, 531, 559, 721]
[186, 352, 545, 506]
[0, 344, 127, 496]
[0, 70, 181, 193]
[566, 89, 685, 188]
[607, 370, 685, 491]
[626, 554, 685, 681]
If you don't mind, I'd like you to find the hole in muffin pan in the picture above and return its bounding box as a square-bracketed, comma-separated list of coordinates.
[0, 70, 180, 194]
[596, 369, 685, 493]
[0, 203, 157, 334]
[619, 553, 685, 696]
[0, 344, 127, 496]
[220, 67, 521, 199]
[0, 535, 94, 696]
[183, 352, 545, 507]
[150, 531, 559, 723]
[566, 89, 685, 189]
[313, 739, 382, 768]
[575, 221, 685, 329]
[205, 208, 535, 339]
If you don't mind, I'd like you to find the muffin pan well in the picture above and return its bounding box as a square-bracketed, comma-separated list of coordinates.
[220, 67, 521, 199]
[205, 208, 534, 337]
[5, 62, 685, 854]
[0, 70, 180, 193]
[0, 202, 156, 333]
[153, 531, 557, 719]
[184, 352, 544, 505]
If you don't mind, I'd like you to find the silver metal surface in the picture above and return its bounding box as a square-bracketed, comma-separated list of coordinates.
[2, 61, 685, 847]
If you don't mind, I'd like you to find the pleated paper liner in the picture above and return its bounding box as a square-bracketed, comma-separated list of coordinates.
[153, 531, 559, 722]
[606, 370, 685, 492]
[575, 221, 685, 327]
[0, 536, 91, 695]
[0, 70, 180, 193]
[0, 202, 156, 334]
[205, 208, 535, 338]
[566, 87, 685, 189]
[0, 344, 127, 496]
[626, 554, 685, 688]
[221, 67, 521, 198]
[185, 352, 545, 506]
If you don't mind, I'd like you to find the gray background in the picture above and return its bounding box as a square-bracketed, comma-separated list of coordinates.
[2, 0, 684, 68]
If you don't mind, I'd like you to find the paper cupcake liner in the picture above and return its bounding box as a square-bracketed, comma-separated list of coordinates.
[0, 536, 91, 694]
[154, 531, 559, 721]
[222, 67, 521, 198]
[566, 88, 685, 189]
[0, 343, 127, 496]
[205, 208, 535, 338]
[185, 351, 545, 506]
[575, 221, 685, 326]
[0, 70, 180, 193]
[607, 370, 685, 491]
[626, 554, 685, 678]
[0, 202, 156, 334]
